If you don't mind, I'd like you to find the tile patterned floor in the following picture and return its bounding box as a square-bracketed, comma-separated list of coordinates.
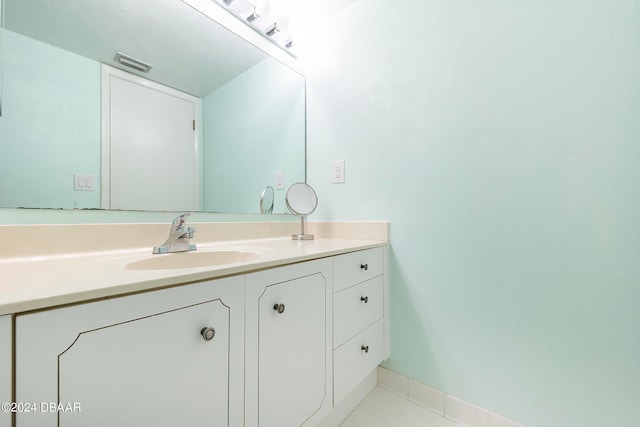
[340, 386, 463, 427]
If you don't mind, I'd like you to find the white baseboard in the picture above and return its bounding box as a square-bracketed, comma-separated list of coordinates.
[377, 366, 526, 427]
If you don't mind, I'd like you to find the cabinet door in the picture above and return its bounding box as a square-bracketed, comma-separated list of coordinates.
[16, 276, 244, 427]
[246, 259, 332, 427]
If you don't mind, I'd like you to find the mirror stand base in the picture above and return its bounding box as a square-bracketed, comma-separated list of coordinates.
[291, 215, 314, 240]
[292, 234, 314, 241]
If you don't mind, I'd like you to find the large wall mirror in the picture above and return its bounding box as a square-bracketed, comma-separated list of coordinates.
[0, 0, 305, 215]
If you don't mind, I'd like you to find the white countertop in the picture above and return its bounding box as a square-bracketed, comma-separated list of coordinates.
[0, 237, 387, 315]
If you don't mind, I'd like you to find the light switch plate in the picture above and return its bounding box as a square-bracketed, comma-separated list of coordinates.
[275, 171, 285, 190]
[74, 173, 96, 191]
[331, 160, 345, 184]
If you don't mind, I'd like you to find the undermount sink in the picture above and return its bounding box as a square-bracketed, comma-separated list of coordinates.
[126, 250, 261, 270]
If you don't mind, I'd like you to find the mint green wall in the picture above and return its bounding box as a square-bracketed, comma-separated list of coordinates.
[202, 58, 305, 214]
[0, 29, 101, 209]
[305, 1, 640, 426]
[0, 3, 3, 115]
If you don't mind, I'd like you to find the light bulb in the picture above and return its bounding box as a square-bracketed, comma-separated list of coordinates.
[274, 14, 290, 32]
[230, 0, 253, 17]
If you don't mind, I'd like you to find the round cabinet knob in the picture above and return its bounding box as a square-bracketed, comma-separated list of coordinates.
[361, 345, 370, 353]
[200, 327, 216, 341]
[273, 303, 285, 314]
[360, 296, 369, 303]
[360, 263, 369, 271]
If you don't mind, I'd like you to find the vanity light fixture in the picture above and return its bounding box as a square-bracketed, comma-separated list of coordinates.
[215, 0, 295, 52]
[271, 30, 293, 48]
[252, 15, 276, 34]
[228, 0, 254, 19]
[246, 0, 269, 22]
[266, 14, 292, 47]
[113, 52, 153, 73]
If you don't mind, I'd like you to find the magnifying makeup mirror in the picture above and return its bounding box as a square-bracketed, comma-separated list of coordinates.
[285, 182, 318, 240]
[259, 186, 275, 214]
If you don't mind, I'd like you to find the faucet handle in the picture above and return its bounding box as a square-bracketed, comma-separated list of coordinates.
[183, 227, 195, 239]
[172, 213, 192, 231]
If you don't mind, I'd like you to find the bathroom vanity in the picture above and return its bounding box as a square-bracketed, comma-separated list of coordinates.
[0, 222, 389, 427]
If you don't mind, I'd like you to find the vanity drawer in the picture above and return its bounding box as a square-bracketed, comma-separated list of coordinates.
[333, 276, 383, 348]
[333, 318, 384, 405]
[333, 247, 384, 292]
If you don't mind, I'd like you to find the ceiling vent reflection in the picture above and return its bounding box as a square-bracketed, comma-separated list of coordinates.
[113, 52, 153, 73]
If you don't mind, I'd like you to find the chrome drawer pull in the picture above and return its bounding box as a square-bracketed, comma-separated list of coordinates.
[360, 296, 369, 303]
[200, 327, 216, 341]
[360, 263, 369, 271]
[361, 345, 369, 353]
[273, 303, 285, 314]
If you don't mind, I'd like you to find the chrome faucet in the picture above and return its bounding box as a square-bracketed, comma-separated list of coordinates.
[152, 213, 197, 254]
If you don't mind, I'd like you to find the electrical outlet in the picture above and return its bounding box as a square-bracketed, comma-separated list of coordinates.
[331, 160, 345, 184]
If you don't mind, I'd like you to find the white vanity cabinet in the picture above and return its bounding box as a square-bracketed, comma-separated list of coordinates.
[14, 276, 245, 427]
[8, 242, 389, 427]
[332, 247, 387, 405]
[245, 258, 333, 427]
[1, 315, 12, 427]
